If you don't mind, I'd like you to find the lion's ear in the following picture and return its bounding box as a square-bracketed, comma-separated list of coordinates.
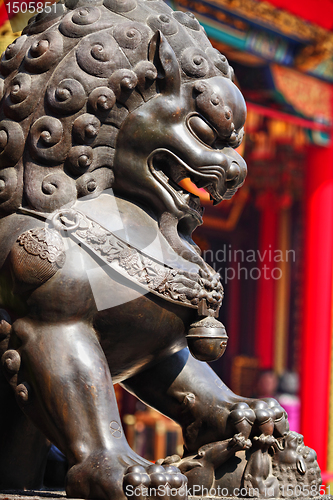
[148, 31, 180, 96]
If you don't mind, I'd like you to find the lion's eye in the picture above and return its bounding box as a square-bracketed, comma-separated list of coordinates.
[188, 115, 217, 146]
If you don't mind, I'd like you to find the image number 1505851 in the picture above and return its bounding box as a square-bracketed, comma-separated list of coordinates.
[5, 1, 57, 14]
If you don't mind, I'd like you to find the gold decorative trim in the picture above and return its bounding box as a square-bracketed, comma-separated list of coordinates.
[271, 64, 332, 124]
[210, 0, 332, 42]
[175, 0, 333, 71]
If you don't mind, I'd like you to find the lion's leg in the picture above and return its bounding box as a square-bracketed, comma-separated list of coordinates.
[5, 318, 187, 500]
[123, 348, 288, 454]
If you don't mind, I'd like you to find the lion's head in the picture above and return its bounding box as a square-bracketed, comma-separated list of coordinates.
[0, 0, 246, 245]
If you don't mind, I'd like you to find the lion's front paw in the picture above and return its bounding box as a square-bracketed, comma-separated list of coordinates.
[251, 398, 289, 436]
[66, 451, 187, 500]
[124, 464, 187, 500]
[228, 402, 256, 439]
[228, 399, 289, 440]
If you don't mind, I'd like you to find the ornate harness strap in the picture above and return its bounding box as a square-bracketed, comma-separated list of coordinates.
[18, 206, 223, 314]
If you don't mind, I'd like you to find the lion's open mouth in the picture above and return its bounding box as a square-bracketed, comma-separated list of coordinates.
[148, 150, 203, 222]
[148, 149, 237, 220]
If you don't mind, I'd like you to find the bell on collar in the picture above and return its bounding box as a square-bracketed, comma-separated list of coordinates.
[186, 316, 228, 362]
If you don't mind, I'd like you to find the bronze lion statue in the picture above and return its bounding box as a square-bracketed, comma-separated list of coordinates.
[0, 0, 320, 497]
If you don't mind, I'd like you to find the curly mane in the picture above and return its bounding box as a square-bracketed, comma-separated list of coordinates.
[0, 0, 234, 216]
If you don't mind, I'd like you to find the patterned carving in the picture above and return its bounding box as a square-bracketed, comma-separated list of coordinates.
[76, 32, 129, 78]
[15, 382, 30, 405]
[29, 116, 70, 165]
[109, 420, 122, 438]
[24, 31, 64, 73]
[172, 11, 200, 31]
[67, 145, 94, 174]
[17, 228, 66, 266]
[108, 69, 138, 101]
[147, 14, 179, 36]
[0, 164, 22, 213]
[72, 6, 101, 26]
[206, 47, 233, 79]
[113, 22, 142, 50]
[0, 167, 19, 203]
[1, 349, 21, 389]
[46, 78, 87, 115]
[0, 35, 28, 76]
[104, 0, 137, 14]
[181, 47, 211, 78]
[75, 167, 114, 197]
[0, 121, 25, 167]
[0, 3, 321, 497]
[10, 227, 66, 287]
[3, 73, 36, 121]
[134, 61, 158, 94]
[24, 166, 77, 213]
[88, 87, 116, 117]
[73, 114, 101, 144]
[26, 7, 66, 36]
[189, 317, 225, 329]
[59, 7, 111, 38]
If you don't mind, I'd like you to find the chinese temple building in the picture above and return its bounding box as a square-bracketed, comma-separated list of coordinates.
[0, 0, 333, 480]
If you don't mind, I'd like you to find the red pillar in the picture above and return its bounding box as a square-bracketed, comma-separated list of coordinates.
[227, 260, 241, 357]
[255, 195, 278, 369]
[301, 140, 333, 470]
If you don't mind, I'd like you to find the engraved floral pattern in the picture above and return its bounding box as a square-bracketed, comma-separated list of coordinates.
[17, 228, 66, 268]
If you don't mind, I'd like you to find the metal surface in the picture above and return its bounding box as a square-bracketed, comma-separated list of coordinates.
[0, 0, 320, 498]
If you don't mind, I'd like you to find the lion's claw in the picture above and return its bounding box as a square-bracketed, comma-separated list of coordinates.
[249, 398, 289, 436]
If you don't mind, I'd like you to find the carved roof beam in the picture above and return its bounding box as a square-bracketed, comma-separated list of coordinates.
[173, 0, 333, 79]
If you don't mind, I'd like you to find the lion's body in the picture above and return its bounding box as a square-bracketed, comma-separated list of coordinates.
[0, 0, 320, 497]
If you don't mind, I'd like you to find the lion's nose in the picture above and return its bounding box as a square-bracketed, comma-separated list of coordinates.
[219, 147, 247, 189]
[225, 162, 241, 182]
